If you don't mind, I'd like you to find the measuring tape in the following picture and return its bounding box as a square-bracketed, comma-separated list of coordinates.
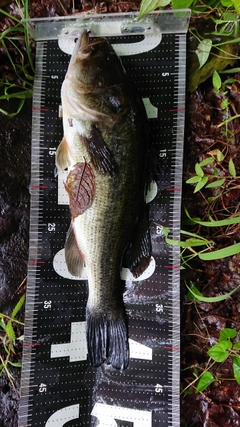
[19, 10, 190, 427]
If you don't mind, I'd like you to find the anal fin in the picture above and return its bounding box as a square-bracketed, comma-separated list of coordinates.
[65, 223, 84, 277]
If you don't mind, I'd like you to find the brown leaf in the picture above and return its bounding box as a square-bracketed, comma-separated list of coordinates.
[65, 162, 95, 218]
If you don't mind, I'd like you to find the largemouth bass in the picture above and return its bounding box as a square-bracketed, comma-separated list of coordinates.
[56, 31, 151, 370]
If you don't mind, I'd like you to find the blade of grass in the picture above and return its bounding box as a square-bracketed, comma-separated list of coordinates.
[199, 243, 240, 260]
[186, 284, 240, 302]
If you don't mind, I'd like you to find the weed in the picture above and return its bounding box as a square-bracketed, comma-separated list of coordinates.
[182, 328, 240, 394]
[157, 206, 240, 268]
[186, 280, 240, 303]
[0, 294, 25, 383]
[0, 0, 34, 116]
[138, 1, 240, 91]
[139, 0, 240, 22]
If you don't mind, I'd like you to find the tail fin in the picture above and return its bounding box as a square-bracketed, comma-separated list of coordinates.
[86, 309, 129, 370]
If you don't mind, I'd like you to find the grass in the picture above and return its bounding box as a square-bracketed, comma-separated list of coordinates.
[0, 0, 34, 116]
[0, 294, 25, 392]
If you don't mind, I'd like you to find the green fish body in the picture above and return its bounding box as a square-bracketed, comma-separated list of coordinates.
[56, 31, 150, 370]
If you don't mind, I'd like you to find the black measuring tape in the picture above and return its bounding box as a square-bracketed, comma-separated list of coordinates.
[19, 11, 190, 427]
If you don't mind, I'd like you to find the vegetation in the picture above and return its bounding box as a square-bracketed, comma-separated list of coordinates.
[139, 0, 240, 22]
[0, 295, 25, 392]
[182, 327, 240, 394]
[0, 0, 34, 116]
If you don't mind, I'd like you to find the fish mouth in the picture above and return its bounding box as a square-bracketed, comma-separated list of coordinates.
[76, 30, 106, 58]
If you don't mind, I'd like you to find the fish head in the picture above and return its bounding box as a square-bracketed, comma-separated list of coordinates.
[68, 30, 125, 88]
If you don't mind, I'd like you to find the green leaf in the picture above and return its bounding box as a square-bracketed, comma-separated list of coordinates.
[232, 0, 240, 13]
[223, 78, 238, 85]
[199, 157, 215, 167]
[212, 166, 219, 176]
[0, 7, 21, 22]
[6, 321, 15, 351]
[233, 341, 240, 350]
[184, 207, 240, 227]
[196, 39, 212, 69]
[0, 317, 7, 329]
[219, 328, 237, 342]
[166, 236, 209, 248]
[172, 0, 194, 7]
[186, 283, 204, 302]
[186, 176, 201, 184]
[8, 361, 22, 368]
[195, 163, 204, 177]
[220, 0, 233, 6]
[213, 70, 222, 91]
[220, 99, 229, 110]
[205, 178, 225, 189]
[222, 11, 238, 21]
[138, 0, 159, 20]
[186, 284, 240, 303]
[194, 176, 208, 193]
[157, 0, 171, 4]
[220, 67, 240, 74]
[162, 227, 210, 248]
[233, 355, 240, 384]
[11, 294, 26, 319]
[199, 242, 240, 260]
[228, 158, 236, 178]
[208, 341, 232, 362]
[195, 371, 215, 393]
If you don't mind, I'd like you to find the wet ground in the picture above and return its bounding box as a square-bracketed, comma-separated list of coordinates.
[0, 100, 31, 427]
[0, 2, 240, 427]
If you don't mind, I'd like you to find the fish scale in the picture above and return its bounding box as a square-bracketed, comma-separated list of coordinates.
[19, 10, 190, 427]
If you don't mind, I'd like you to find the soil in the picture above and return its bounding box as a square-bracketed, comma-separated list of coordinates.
[0, 2, 239, 427]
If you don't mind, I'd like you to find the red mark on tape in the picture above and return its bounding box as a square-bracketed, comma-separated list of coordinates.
[164, 345, 180, 351]
[169, 108, 185, 113]
[33, 107, 49, 112]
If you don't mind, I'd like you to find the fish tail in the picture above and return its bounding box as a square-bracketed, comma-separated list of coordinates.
[86, 308, 129, 370]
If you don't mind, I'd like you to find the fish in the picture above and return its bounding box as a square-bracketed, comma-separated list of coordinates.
[56, 30, 151, 370]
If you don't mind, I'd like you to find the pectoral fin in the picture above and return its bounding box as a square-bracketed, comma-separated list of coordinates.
[123, 203, 152, 278]
[65, 223, 84, 277]
[56, 136, 71, 170]
[81, 125, 117, 176]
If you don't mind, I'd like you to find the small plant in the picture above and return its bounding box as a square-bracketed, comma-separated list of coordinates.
[0, 294, 25, 386]
[138, 1, 240, 92]
[138, 0, 240, 22]
[185, 137, 238, 193]
[194, 328, 240, 393]
[0, 0, 34, 116]
[157, 208, 240, 268]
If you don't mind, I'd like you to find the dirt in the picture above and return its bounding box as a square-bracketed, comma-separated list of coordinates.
[180, 81, 240, 425]
[0, 2, 240, 427]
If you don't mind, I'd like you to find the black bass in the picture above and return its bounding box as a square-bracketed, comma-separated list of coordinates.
[56, 31, 151, 370]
